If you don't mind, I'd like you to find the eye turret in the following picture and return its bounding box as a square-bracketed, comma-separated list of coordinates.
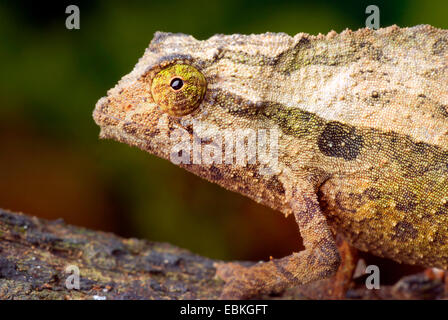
[151, 64, 207, 116]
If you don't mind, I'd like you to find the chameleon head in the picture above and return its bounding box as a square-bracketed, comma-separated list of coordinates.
[93, 31, 293, 205]
[93, 31, 289, 164]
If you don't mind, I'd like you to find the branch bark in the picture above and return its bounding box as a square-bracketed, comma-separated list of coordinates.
[0, 208, 223, 299]
[0, 209, 443, 300]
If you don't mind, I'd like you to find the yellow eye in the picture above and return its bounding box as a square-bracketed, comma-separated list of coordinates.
[151, 64, 207, 116]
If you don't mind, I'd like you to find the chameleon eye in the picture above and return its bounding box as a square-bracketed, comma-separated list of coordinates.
[170, 78, 183, 90]
[151, 64, 206, 116]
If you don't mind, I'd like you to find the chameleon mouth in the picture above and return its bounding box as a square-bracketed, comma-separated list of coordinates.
[92, 96, 175, 161]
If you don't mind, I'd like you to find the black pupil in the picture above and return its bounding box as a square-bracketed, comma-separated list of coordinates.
[170, 78, 183, 90]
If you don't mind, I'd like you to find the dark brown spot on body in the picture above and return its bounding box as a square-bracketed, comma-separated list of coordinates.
[295, 196, 319, 228]
[266, 176, 285, 195]
[392, 221, 418, 242]
[412, 142, 431, 155]
[363, 187, 382, 200]
[334, 191, 368, 214]
[435, 202, 448, 215]
[433, 231, 447, 245]
[123, 122, 138, 134]
[433, 37, 448, 55]
[317, 122, 363, 161]
[439, 104, 448, 117]
[395, 191, 418, 212]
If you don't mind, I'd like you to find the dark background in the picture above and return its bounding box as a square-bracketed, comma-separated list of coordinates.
[1, 0, 447, 262]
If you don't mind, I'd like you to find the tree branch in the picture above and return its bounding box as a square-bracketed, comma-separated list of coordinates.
[0, 209, 443, 299]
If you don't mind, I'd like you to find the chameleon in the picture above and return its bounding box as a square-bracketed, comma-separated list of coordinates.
[93, 25, 448, 299]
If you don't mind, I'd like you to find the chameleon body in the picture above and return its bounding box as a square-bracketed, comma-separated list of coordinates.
[93, 25, 448, 298]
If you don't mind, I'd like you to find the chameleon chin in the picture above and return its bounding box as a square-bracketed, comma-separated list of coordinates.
[93, 24, 448, 299]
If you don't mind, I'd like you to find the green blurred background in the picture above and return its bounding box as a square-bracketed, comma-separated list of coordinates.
[0, 0, 447, 261]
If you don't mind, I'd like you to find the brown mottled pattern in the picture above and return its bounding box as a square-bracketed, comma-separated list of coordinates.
[93, 25, 448, 298]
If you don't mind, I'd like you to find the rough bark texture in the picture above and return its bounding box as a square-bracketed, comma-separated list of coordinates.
[0, 208, 445, 300]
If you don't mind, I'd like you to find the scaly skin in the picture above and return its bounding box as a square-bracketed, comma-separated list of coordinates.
[93, 25, 448, 298]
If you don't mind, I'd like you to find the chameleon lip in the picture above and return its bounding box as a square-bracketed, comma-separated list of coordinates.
[92, 97, 138, 127]
[93, 104, 171, 162]
[93, 97, 159, 127]
[92, 97, 109, 126]
[92, 107, 123, 125]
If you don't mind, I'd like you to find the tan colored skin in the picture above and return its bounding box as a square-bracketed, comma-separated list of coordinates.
[93, 25, 448, 299]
